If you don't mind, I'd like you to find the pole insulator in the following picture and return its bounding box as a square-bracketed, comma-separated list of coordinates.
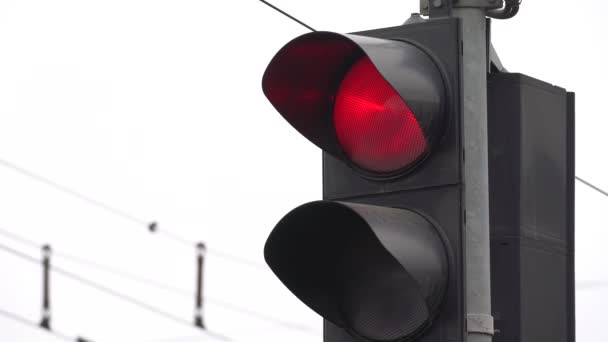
[194, 242, 207, 329]
[40, 244, 52, 330]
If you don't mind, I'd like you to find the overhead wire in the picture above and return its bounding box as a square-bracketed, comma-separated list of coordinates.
[0, 309, 71, 341]
[0, 308, 76, 341]
[258, 0, 315, 32]
[0, 158, 148, 226]
[4, 156, 605, 220]
[0, 242, 232, 342]
[577, 176, 608, 197]
[0, 227, 320, 336]
[0, 157, 267, 270]
[0, 226, 40, 249]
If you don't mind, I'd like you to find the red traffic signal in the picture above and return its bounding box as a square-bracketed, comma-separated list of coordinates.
[334, 56, 426, 173]
[262, 32, 448, 177]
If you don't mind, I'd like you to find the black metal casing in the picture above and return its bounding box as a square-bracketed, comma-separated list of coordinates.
[488, 73, 575, 342]
[265, 201, 450, 341]
[323, 23, 576, 342]
[323, 18, 466, 342]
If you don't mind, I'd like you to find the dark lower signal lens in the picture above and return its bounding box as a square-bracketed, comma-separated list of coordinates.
[334, 56, 428, 174]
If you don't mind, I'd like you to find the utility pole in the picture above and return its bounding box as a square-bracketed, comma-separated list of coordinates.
[422, 2, 521, 341]
[420, 1, 502, 341]
[453, 4, 494, 342]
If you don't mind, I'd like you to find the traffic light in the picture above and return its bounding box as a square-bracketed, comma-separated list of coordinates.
[263, 17, 466, 342]
[261, 16, 574, 342]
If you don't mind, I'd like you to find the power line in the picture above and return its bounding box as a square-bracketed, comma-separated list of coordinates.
[204, 298, 320, 336]
[258, 0, 316, 32]
[204, 247, 267, 270]
[0, 242, 231, 342]
[0, 226, 40, 248]
[0, 227, 320, 336]
[154, 228, 268, 271]
[57, 251, 319, 335]
[154, 228, 267, 270]
[0, 239, 46, 263]
[0, 158, 266, 270]
[577, 176, 608, 197]
[5, 156, 605, 209]
[0, 158, 148, 225]
[0, 308, 92, 342]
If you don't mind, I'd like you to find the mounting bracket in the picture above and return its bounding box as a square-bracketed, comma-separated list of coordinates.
[454, 0, 503, 9]
[421, 0, 503, 17]
[420, 0, 452, 17]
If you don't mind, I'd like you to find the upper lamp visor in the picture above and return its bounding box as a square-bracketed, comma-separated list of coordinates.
[262, 31, 446, 176]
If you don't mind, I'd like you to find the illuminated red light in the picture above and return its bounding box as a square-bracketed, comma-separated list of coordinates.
[334, 57, 428, 174]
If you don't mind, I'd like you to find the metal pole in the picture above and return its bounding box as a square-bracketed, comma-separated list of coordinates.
[40, 244, 52, 330]
[194, 242, 206, 329]
[451, 4, 494, 342]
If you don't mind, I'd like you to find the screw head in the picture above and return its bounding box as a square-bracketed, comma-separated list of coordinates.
[432, 0, 443, 8]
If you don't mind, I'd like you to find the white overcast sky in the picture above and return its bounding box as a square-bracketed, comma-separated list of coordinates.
[0, 1, 607, 341]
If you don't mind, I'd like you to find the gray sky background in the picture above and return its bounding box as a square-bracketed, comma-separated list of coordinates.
[0, 1, 607, 341]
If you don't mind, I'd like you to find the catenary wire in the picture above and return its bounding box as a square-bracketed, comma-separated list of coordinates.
[0, 157, 267, 270]
[0, 158, 148, 226]
[0, 227, 320, 336]
[0, 307, 91, 342]
[577, 176, 608, 197]
[2, 157, 607, 275]
[7, 157, 602, 219]
[258, 0, 315, 32]
[0, 242, 232, 342]
[155, 230, 267, 270]
[0, 226, 40, 248]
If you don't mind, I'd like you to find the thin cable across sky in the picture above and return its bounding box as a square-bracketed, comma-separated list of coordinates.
[0, 242, 232, 342]
[258, 0, 316, 32]
[0, 157, 267, 269]
[0, 227, 320, 336]
[0, 306, 93, 342]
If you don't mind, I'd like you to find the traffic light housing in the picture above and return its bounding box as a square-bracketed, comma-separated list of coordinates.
[265, 201, 450, 341]
[487, 73, 575, 342]
[264, 17, 466, 342]
[261, 16, 574, 342]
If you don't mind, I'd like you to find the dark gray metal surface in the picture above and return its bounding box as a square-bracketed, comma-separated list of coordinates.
[264, 201, 449, 342]
[488, 73, 575, 342]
